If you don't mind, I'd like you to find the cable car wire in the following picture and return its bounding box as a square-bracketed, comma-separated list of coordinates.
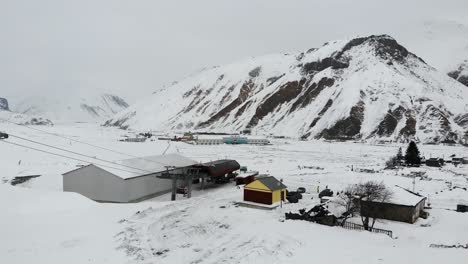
[0, 140, 148, 175]
[6, 133, 154, 173]
[0, 118, 171, 167]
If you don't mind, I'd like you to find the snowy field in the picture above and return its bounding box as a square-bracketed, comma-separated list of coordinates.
[1, 123, 468, 263]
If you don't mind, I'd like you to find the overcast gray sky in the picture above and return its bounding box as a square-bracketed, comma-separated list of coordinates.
[1, 0, 468, 103]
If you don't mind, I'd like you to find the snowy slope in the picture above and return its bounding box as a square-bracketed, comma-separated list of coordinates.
[449, 59, 468, 87]
[0, 111, 53, 126]
[15, 91, 129, 123]
[106, 35, 468, 143]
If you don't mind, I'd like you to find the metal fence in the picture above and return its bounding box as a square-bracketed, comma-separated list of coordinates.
[339, 221, 393, 238]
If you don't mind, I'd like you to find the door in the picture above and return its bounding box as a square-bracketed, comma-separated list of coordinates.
[244, 189, 272, 205]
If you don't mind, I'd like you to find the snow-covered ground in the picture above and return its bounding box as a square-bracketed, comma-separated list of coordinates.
[1, 123, 467, 263]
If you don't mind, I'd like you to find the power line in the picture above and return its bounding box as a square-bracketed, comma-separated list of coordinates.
[6, 133, 154, 174]
[0, 118, 170, 166]
[0, 140, 145, 175]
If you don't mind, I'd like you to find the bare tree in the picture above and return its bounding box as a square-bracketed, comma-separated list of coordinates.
[385, 155, 398, 169]
[353, 181, 392, 231]
[334, 186, 359, 225]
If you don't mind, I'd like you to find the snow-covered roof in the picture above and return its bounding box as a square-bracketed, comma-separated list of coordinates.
[98, 153, 198, 179]
[255, 176, 287, 191]
[386, 186, 426, 206]
[235, 171, 259, 179]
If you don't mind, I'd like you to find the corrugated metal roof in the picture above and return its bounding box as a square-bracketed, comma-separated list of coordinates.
[256, 176, 287, 191]
[195, 160, 240, 177]
[76, 153, 198, 179]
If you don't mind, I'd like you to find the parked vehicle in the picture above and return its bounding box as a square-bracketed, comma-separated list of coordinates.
[297, 187, 306, 193]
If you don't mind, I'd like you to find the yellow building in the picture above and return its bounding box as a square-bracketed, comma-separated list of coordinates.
[244, 176, 287, 205]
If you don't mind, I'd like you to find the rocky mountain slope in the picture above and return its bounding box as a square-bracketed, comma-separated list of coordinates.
[15, 93, 129, 123]
[106, 35, 468, 143]
[0, 97, 53, 126]
[0, 97, 9, 111]
[0, 111, 53, 126]
[0, 97, 53, 125]
[448, 59, 468, 87]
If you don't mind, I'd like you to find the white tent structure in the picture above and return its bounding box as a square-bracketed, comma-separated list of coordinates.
[63, 153, 198, 202]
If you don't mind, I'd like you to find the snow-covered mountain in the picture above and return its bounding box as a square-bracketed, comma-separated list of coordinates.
[106, 35, 468, 143]
[15, 92, 129, 123]
[0, 111, 53, 126]
[448, 59, 468, 87]
[1, 96, 54, 125]
[0, 97, 9, 111]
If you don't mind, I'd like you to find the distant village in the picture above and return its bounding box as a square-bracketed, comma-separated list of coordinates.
[119, 131, 272, 145]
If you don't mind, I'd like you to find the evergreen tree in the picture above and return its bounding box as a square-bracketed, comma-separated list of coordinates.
[396, 147, 404, 161]
[405, 141, 421, 166]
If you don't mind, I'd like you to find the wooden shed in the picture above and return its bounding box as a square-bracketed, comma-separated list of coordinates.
[426, 158, 443, 167]
[244, 176, 287, 205]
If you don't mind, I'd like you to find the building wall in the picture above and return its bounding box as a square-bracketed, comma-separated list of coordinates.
[124, 173, 173, 202]
[426, 160, 441, 167]
[361, 199, 426, 224]
[247, 139, 270, 145]
[411, 198, 426, 223]
[272, 189, 286, 203]
[64, 166, 184, 203]
[244, 180, 286, 204]
[63, 165, 128, 202]
[245, 180, 269, 191]
[244, 189, 273, 205]
[196, 139, 223, 145]
[223, 137, 248, 144]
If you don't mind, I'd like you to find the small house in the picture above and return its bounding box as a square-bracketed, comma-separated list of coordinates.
[244, 176, 287, 205]
[426, 158, 443, 167]
[360, 187, 426, 224]
[241, 129, 251, 135]
[457, 204, 468, 213]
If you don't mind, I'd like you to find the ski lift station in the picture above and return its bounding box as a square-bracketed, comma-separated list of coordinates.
[63, 154, 198, 203]
[63, 153, 243, 203]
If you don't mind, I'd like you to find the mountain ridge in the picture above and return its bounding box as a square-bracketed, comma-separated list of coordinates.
[106, 35, 468, 143]
[15, 92, 129, 123]
[448, 59, 468, 87]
